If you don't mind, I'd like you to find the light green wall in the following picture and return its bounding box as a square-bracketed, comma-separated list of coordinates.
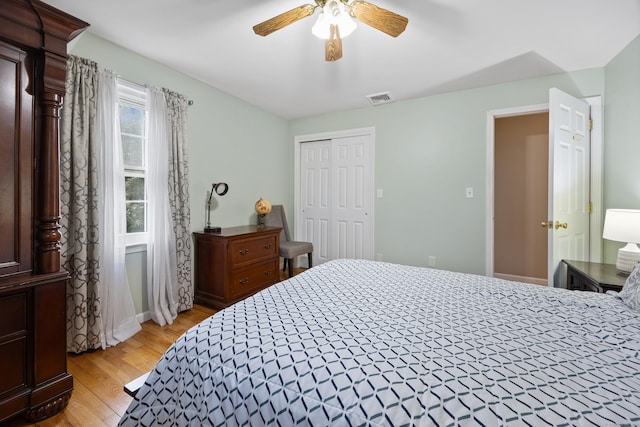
[603, 34, 640, 263]
[68, 31, 639, 315]
[69, 33, 290, 314]
[289, 70, 605, 274]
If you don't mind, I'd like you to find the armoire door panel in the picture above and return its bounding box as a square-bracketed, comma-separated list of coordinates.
[0, 42, 33, 276]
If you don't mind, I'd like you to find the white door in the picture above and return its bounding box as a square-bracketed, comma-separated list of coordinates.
[299, 134, 374, 265]
[300, 139, 332, 265]
[332, 135, 374, 259]
[547, 88, 591, 285]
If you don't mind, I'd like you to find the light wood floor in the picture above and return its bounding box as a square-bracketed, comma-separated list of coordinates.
[5, 304, 217, 427]
[6, 268, 303, 427]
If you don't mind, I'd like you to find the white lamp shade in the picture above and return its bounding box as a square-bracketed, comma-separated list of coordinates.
[311, 10, 329, 38]
[602, 209, 640, 243]
[603, 208, 640, 273]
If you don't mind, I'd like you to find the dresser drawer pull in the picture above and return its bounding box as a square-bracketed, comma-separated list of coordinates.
[264, 269, 273, 276]
[264, 243, 272, 249]
[239, 249, 249, 256]
[239, 278, 249, 285]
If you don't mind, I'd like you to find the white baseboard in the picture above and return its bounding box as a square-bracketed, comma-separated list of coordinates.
[136, 311, 151, 323]
[494, 273, 548, 286]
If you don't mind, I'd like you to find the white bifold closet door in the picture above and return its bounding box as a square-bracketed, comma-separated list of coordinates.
[299, 134, 374, 266]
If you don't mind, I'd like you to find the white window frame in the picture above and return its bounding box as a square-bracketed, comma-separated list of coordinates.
[117, 79, 149, 252]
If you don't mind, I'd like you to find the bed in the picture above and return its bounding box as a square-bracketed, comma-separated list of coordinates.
[119, 259, 640, 426]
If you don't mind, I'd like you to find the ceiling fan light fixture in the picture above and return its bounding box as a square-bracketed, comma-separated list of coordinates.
[312, 0, 356, 39]
[253, 0, 407, 61]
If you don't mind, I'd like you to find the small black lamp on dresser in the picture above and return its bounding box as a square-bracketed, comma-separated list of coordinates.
[563, 259, 627, 294]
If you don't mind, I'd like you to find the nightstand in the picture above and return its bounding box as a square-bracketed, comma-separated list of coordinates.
[563, 260, 627, 293]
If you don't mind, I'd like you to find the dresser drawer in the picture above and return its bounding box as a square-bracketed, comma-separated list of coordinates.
[0, 293, 27, 338]
[231, 259, 278, 299]
[230, 235, 278, 266]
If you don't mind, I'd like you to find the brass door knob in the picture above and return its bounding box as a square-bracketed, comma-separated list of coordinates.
[541, 220, 568, 229]
[555, 221, 568, 230]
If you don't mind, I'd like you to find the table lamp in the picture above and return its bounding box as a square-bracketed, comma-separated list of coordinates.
[204, 182, 228, 233]
[602, 209, 640, 273]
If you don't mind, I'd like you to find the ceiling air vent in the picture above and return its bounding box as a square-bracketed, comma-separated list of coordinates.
[366, 91, 393, 106]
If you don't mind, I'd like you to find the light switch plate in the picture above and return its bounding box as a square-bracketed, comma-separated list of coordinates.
[465, 187, 474, 198]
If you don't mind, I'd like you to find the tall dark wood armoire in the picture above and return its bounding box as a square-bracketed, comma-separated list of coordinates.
[0, 0, 88, 422]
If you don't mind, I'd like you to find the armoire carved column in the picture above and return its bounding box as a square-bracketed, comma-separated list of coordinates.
[0, 0, 88, 422]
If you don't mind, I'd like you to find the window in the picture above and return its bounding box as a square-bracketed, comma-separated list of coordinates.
[118, 80, 148, 248]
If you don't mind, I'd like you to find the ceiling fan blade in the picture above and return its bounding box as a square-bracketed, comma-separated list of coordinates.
[349, 0, 408, 37]
[325, 24, 343, 61]
[253, 4, 317, 37]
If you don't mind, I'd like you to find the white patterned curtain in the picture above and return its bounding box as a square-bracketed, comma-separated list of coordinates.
[60, 56, 140, 353]
[60, 56, 102, 353]
[163, 88, 193, 312]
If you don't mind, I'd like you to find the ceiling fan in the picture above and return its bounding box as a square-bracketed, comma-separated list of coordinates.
[253, 0, 408, 61]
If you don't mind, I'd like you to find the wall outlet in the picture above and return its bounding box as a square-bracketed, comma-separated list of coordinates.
[377, 188, 384, 198]
[428, 256, 436, 267]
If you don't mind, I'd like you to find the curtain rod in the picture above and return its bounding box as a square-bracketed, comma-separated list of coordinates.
[116, 75, 194, 106]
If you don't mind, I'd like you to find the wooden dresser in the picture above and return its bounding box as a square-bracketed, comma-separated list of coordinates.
[0, 1, 88, 423]
[194, 226, 281, 309]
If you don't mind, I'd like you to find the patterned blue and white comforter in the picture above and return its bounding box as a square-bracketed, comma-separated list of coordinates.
[120, 259, 640, 426]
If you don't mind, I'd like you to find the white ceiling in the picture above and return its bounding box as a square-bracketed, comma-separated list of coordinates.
[44, 0, 640, 120]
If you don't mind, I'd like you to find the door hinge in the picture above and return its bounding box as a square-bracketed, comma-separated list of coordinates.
[589, 119, 593, 131]
[588, 202, 593, 214]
